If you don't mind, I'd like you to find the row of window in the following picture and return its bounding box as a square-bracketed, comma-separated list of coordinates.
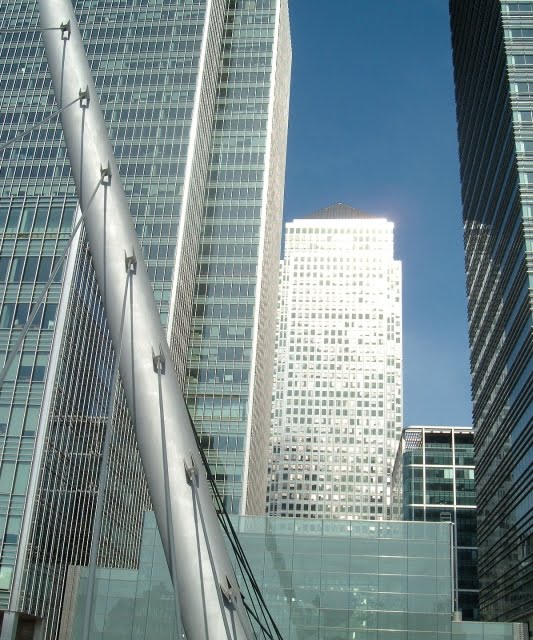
[0, 255, 62, 284]
[0, 204, 73, 235]
[504, 2, 533, 12]
[195, 282, 255, 297]
[0, 302, 57, 331]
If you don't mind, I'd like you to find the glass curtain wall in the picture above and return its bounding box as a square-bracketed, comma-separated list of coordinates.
[449, 0, 533, 622]
[185, 0, 291, 516]
[0, 1, 290, 638]
[393, 427, 478, 620]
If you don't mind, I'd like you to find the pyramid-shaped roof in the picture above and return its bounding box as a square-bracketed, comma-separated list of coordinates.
[304, 203, 373, 220]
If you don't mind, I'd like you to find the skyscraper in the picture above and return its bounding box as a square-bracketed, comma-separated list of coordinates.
[267, 204, 402, 520]
[449, 0, 533, 625]
[0, 1, 290, 638]
[391, 426, 479, 621]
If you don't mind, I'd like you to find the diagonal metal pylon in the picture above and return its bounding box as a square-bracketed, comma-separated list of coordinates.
[38, 1, 254, 638]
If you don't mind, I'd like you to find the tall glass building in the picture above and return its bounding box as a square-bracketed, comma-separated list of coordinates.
[391, 426, 479, 621]
[0, 1, 290, 638]
[449, 0, 533, 625]
[267, 204, 403, 520]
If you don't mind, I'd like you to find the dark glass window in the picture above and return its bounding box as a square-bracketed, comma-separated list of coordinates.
[22, 257, 39, 283]
[8, 257, 24, 283]
[13, 303, 30, 328]
[34, 206, 48, 232]
[37, 256, 53, 282]
[41, 304, 57, 330]
[0, 304, 15, 328]
[6, 207, 21, 232]
[0, 257, 9, 281]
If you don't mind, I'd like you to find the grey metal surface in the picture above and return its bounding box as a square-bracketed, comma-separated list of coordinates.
[38, 1, 253, 638]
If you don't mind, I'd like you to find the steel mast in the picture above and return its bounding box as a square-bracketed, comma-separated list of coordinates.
[38, 1, 254, 638]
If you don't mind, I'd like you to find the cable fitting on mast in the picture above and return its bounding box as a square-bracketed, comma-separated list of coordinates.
[79, 86, 90, 108]
[125, 249, 137, 274]
[60, 20, 71, 40]
[152, 346, 166, 374]
[100, 163, 112, 186]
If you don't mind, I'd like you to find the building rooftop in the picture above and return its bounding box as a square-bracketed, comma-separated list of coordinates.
[304, 202, 374, 220]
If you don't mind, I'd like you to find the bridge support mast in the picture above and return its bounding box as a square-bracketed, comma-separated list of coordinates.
[38, 2, 253, 638]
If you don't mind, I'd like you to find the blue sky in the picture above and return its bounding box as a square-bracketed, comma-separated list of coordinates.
[284, 1, 472, 427]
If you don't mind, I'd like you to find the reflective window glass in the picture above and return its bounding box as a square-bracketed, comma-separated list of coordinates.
[0, 257, 9, 281]
[0, 461, 15, 493]
[9, 406, 25, 435]
[37, 256, 53, 282]
[0, 565, 13, 590]
[22, 256, 39, 282]
[0, 304, 15, 328]
[8, 257, 24, 283]
[6, 207, 21, 232]
[20, 206, 35, 233]
[5, 515, 21, 543]
[13, 462, 30, 495]
[34, 206, 48, 232]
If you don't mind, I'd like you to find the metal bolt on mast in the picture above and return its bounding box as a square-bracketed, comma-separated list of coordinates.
[38, 1, 254, 638]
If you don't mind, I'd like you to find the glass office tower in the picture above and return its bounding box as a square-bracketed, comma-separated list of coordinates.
[0, 1, 290, 638]
[449, 0, 533, 625]
[268, 204, 403, 521]
[391, 426, 479, 621]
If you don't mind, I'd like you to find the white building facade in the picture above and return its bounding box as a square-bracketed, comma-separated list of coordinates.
[267, 204, 402, 520]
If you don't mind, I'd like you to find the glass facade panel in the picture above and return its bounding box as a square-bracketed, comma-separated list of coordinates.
[450, 0, 533, 622]
[66, 513, 522, 639]
[0, 0, 291, 636]
[391, 427, 479, 621]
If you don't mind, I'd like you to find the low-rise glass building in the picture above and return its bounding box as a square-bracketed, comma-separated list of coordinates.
[63, 512, 525, 640]
[391, 426, 478, 621]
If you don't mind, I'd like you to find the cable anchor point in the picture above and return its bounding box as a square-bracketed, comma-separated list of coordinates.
[184, 453, 199, 486]
[79, 86, 90, 108]
[220, 576, 241, 609]
[100, 163, 112, 186]
[124, 249, 137, 274]
[60, 21, 71, 40]
[152, 345, 166, 374]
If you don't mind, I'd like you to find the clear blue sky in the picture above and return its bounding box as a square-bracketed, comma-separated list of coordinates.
[284, 1, 472, 427]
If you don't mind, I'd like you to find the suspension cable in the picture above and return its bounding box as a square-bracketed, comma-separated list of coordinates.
[211, 473, 283, 640]
[243, 602, 278, 640]
[0, 177, 102, 391]
[81, 264, 132, 640]
[0, 94, 82, 154]
[0, 26, 63, 34]
[210, 489, 271, 639]
[216, 495, 284, 640]
[186, 406, 285, 640]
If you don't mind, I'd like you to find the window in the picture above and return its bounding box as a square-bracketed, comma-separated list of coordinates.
[6, 207, 21, 232]
[33, 353, 47, 382]
[0, 462, 15, 493]
[23, 406, 40, 436]
[17, 354, 33, 381]
[0, 304, 15, 328]
[19, 206, 35, 233]
[0, 564, 13, 590]
[22, 256, 39, 282]
[42, 304, 57, 329]
[37, 256, 53, 282]
[8, 257, 24, 283]
[0, 257, 9, 281]
[13, 463, 30, 495]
